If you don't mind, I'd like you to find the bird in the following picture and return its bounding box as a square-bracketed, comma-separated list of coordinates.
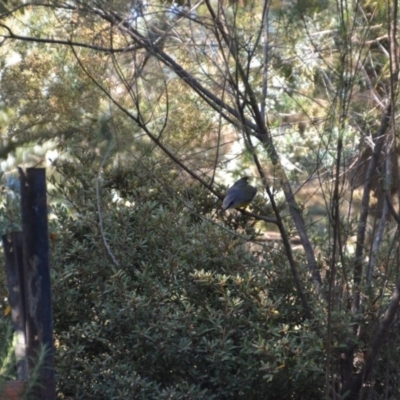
[222, 177, 257, 211]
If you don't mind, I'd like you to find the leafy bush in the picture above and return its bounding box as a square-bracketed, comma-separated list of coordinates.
[0, 320, 16, 387]
[50, 160, 325, 399]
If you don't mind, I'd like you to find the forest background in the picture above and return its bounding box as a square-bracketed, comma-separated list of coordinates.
[0, 0, 400, 399]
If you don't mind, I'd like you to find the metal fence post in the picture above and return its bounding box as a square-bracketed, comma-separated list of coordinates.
[19, 168, 55, 400]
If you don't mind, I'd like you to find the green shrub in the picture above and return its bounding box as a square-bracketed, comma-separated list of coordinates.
[49, 161, 325, 399]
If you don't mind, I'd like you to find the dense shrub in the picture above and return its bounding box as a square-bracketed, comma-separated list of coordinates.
[50, 162, 325, 399]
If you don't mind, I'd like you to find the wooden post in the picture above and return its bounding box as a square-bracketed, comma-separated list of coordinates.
[19, 168, 55, 400]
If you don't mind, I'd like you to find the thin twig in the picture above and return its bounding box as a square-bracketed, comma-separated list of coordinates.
[96, 145, 120, 269]
[366, 139, 391, 286]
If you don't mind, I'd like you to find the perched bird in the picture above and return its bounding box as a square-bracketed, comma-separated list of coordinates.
[222, 177, 257, 211]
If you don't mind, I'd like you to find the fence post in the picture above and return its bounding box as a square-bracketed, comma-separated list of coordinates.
[19, 168, 55, 400]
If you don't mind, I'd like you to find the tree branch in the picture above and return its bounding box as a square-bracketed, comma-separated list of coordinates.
[0, 23, 141, 53]
[352, 105, 391, 316]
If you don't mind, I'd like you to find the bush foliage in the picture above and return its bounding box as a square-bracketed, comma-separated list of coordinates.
[50, 160, 324, 399]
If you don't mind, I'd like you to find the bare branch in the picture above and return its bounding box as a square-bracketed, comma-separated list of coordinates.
[366, 140, 391, 286]
[0, 23, 142, 53]
[352, 105, 391, 315]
